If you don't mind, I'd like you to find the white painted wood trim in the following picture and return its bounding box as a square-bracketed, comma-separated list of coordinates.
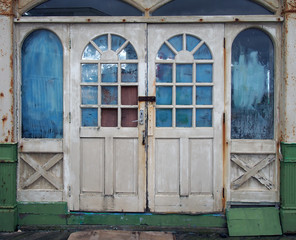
[18, 190, 64, 202]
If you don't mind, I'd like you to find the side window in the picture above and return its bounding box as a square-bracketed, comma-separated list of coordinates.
[21, 29, 63, 138]
[231, 28, 274, 139]
[81, 34, 139, 127]
[155, 34, 213, 128]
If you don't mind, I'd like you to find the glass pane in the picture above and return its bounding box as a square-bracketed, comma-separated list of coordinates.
[156, 64, 173, 83]
[82, 43, 100, 60]
[82, 108, 98, 127]
[122, 108, 137, 127]
[152, 0, 273, 16]
[196, 64, 212, 83]
[24, 0, 142, 16]
[81, 64, 98, 83]
[101, 64, 118, 83]
[118, 43, 137, 60]
[156, 109, 172, 127]
[121, 64, 138, 83]
[81, 86, 98, 105]
[176, 109, 192, 127]
[21, 30, 63, 138]
[196, 86, 212, 105]
[194, 44, 212, 60]
[176, 87, 192, 105]
[186, 35, 201, 52]
[168, 35, 183, 52]
[176, 64, 192, 83]
[121, 86, 138, 105]
[231, 28, 274, 139]
[93, 34, 108, 52]
[156, 43, 175, 60]
[101, 86, 118, 105]
[101, 108, 117, 127]
[156, 87, 172, 105]
[196, 109, 212, 127]
[111, 34, 126, 52]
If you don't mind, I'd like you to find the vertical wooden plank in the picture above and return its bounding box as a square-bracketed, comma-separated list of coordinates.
[180, 138, 189, 196]
[105, 137, 114, 196]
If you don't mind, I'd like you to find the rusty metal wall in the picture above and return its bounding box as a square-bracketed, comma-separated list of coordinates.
[0, 0, 14, 143]
[281, 0, 296, 143]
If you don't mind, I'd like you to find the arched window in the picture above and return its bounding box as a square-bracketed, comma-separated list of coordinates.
[155, 33, 213, 127]
[231, 28, 274, 139]
[21, 29, 63, 138]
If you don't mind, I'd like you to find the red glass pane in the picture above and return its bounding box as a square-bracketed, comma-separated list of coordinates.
[121, 108, 138, 127]
[121, 86, 138, 105]
[101, 108, 117, 127]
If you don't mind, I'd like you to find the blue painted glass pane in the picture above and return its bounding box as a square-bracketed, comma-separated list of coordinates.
[82, 108, 98, 127]
[118, 43, 137, 60]
[194, 44, 212, 60]
[157, 43, 175, 60]
[21, 30, 63, 138]
[156, 109, 172, 127]
[196, 64, 212, 83]
[121, 64, 138, 83]
[81, 64, 98, 83]
[93, 34, 108, 52]
[176, 109, 192, 127]
[81, 86, 98, 105]
[156, 87, 172, 105]
[156, 64, 173, 83]
[176, 87, 192, 105]
[176, 64, 192, 83]
[168, 35, 183, 52]
[152, 0, 272, 16]
[196, 87, 212, 105]
[101, 86, 118, 105]
[196, 109, 212, 127]
[101, 64, 118, 83]
[82, 43, 100, 60]
[231, 28, 274, 139]
[111, 35, 126, 52]
[186, 35, 201, 52]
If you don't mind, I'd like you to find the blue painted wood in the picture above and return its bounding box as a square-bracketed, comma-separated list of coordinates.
[21, 29, 63, 138]
[176, 109, 192, 127]
[156, 64, 173, 83]
[156, 87, 172, 105]
[156, 109, 172, 127]
[186, 35, 201, 52]
[231, 28, 274, 139]
[176, 87, 192, 105]
[196, 86, 212, 105]
[196, 109, 212, 127]
[194, 44, 212, 60]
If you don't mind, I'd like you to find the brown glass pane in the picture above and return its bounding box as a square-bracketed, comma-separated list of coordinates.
[101, 108, 117, 127]
[121, 86, 138, 105]
[121, 108, 138, 127]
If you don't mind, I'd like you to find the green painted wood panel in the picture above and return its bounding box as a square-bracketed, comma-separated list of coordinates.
[280, 209, 296, 234]
[281, 162, 296, 209]
[0, 207, 17, 232]
[0, 143, 17, 162]
[18, 202, 68, 214]
[226, 208, 282, 236]
[0, 162, 16, 208]
[281, 142, 296, 162]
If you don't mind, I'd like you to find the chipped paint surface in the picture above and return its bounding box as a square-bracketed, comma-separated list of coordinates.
[0, 0, 13, 15]
[0, 15, 14, 143]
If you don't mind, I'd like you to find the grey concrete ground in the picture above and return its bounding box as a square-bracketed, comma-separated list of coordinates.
[1, 230, 296, 240]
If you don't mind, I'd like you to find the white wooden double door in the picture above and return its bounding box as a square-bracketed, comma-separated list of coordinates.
[69, 23, 224, 213]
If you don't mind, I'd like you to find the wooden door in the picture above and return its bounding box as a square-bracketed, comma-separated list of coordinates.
[69, 24, 147, 212]
[147, 24, 224, 213]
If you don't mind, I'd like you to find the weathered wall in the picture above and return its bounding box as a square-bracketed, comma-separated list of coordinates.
[0, 0, 14, 143]
[281, 0, 296, 143]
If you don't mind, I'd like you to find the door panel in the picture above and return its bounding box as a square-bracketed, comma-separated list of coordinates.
[70, 24, 146, 212]
[148, 24, 224, 213]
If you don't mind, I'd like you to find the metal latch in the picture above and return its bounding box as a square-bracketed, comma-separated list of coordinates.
[132, 109, 144, 125]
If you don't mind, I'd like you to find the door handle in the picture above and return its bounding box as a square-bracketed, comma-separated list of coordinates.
[132, 109, 144, 125]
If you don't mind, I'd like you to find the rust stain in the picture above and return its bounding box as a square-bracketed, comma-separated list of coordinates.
[235, 18, 239, 22]
[0, 92, 4, 98]
[4, 136, 8, 142]
[2, 115, 7, 126]
[0, 0, 14, 16]
[122, 19, 126, 22]
[199, 18, 203, 22]
[86, 18, 91, 22]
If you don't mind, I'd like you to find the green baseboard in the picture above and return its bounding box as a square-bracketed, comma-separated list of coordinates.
[280, 209, 296, 234]
[0, 207, 17, 232]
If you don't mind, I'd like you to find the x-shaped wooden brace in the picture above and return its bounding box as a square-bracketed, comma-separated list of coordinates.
[231, 154, 275, 190]
[20, 153, 63, 190]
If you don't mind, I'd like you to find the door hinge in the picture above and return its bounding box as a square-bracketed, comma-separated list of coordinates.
[69, 112, 72, 123]
[68, 186, 71, 197]
[69, 39, 72, 49]
[222, 187, 225, 198]
[223, 38, 225, 49]
[223, 112, 225, 123]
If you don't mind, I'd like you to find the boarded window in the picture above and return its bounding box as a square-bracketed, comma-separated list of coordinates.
[231, 28, 274, 139]
[21, 29, 63, 138]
